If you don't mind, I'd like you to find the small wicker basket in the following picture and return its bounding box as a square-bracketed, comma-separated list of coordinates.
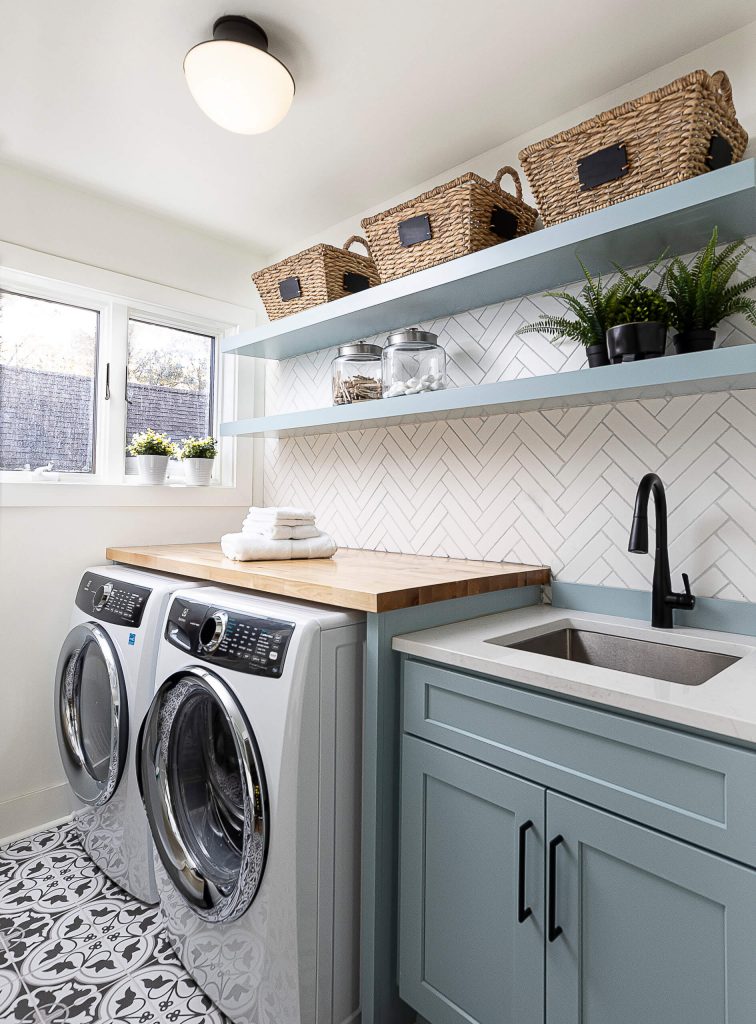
[518, 69, 748, 227]
[252, 235, 380, 321]
[361, 166, 537, 284]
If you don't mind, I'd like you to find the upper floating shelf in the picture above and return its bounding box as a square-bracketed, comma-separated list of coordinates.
[225, 161, 756, 362]
[220, 346, 756, 439]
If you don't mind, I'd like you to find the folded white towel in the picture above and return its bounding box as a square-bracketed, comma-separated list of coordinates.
[246, 506, 315, 524]
[242, 520, 321, 540]
[221, 532, 337, 562]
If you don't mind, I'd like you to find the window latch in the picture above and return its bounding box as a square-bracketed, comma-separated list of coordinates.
[104, 363, 111, 401]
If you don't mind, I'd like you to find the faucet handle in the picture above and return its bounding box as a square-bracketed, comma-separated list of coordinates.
[681, 572, 692, 599]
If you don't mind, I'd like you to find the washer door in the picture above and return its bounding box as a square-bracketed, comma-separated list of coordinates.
[139, 667, 269, 924]
[54, 622, 128, 806]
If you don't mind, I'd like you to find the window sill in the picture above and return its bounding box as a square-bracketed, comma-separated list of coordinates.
[0, 478, 251, 508]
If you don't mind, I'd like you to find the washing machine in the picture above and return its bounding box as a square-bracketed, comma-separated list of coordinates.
[54, 565, 200, 904]
[138, 586, 365, 1024]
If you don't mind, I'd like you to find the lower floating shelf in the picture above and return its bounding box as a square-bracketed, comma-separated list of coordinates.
[221, 345, 756, 439]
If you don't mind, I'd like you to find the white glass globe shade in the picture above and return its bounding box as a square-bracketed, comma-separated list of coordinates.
[184, 39, 294, 135]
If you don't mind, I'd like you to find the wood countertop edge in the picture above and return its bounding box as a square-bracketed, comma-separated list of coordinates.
[105, 546, 550, 614]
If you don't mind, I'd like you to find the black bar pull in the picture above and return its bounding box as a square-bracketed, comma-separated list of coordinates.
[548, 834, 564, 942]
[104, 362, 111, 400]
[517, 820, 534, 923]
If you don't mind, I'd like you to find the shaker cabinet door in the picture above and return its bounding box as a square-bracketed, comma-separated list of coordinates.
[545, 792, 756, 1024]
[399, 735, 545, 1024]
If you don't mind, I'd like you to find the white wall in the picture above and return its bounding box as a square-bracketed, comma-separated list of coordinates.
[274, 20, 756, 259]
[263, 22, 756, 598]
[0, 167, 264, 841]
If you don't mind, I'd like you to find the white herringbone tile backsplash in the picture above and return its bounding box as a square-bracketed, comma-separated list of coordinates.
[263, 243, 756, 602]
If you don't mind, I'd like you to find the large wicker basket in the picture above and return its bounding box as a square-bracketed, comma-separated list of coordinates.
[518, 70, 748, 227]
[361, 166, 537, 283]
[252, 235, 380, 321]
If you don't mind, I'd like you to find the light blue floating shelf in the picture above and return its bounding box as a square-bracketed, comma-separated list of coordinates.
[221, 346, 756, 438]
[225, 161, 756, 362]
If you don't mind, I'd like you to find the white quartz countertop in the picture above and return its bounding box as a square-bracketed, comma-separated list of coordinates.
[392, 605, 756, 744]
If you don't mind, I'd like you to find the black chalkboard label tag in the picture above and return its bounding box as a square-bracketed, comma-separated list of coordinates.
[490, 206, 519, 240]
[278, 276, 302, 301]
[707, 133, 733, 171]
[343, 271, 371, 293]
[398, 213, 432, 247]
[578, 144, 629, 191]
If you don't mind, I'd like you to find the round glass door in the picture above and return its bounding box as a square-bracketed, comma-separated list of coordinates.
[139, 667, 269, 924]
[54, 622, 128, 806]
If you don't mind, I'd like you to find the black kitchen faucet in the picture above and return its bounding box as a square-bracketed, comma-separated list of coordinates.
[628, 473, 696, 628]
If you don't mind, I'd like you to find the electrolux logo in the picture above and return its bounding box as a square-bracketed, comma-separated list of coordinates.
[128, 633, 136, 646]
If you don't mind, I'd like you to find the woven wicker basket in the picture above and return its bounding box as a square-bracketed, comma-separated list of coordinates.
[361, 166, 537, 284]
[252, 235, 380, 321]
[518, 70, 748, 227]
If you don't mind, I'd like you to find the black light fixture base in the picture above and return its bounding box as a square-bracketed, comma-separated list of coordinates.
[212, 15, 269, 51]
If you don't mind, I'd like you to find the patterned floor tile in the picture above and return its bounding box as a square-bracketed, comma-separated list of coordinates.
[0, 824, 227, 1024]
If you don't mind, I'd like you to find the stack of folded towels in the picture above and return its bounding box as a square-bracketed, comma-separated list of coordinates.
[221, 507, 338, 562]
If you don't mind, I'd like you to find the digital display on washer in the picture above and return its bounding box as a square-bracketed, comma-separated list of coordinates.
[165, 597, 295, 677]
[75, 571, 151, 627]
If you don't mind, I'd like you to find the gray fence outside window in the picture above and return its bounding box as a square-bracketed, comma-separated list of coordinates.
[0, 365, 209, 472]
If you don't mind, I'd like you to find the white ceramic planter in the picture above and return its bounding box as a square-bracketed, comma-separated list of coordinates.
[183, 457, 214, 486]
[136, 454, 170, 485]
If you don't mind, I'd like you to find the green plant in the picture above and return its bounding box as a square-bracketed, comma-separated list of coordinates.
[517, 256, 661, 349]
[665, 227, 756, 333]
[127, 429, 177, 458]
[180, 436, 217, 460]
[610, 286, 669, 327]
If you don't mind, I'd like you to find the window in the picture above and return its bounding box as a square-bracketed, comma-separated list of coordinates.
[0, 291, 99, 472]
[126, 319, 215, 454]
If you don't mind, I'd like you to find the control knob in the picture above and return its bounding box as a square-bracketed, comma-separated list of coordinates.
[199, 611, 228, 653]
[93, 582, 113, 611]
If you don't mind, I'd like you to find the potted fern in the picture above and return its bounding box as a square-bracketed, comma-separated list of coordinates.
[606, 286, 669, 363]
[127, 429, 177, 485]
[666, 228, 756, 353]
[180, 436, 218, 486]
[518, 258, 627, 367]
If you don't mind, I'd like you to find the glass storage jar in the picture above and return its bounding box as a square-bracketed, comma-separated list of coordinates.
[382, 328, 447, 398]
[331, 342, 383, 405]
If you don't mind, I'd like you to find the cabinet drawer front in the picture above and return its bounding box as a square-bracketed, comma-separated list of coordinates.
[403, 658, 756, 866]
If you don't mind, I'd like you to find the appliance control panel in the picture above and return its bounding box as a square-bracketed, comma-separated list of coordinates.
[76, 571, 151, 627]
[165, 597, 295, 678]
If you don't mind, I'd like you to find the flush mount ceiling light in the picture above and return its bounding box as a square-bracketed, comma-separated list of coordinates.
[184, 15, 295, 134]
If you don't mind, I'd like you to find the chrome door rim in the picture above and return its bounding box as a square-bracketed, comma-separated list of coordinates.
[139, 666, 270, 924]
[54, 622, 128, 806]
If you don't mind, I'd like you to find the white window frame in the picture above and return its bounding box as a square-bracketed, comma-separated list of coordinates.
[0, 251, 261, 508]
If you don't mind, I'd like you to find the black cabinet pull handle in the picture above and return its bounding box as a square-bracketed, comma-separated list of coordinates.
[517, 820, 533, 923]
[548, 834, 564, 942]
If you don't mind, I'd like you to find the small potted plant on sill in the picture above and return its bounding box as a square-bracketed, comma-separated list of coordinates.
[127, 429, 177, 485]
[180, 436, 217, 486]
[606, 286, 669, 363]
[666, 227, 756, 354]
[517, 258, 626, 367]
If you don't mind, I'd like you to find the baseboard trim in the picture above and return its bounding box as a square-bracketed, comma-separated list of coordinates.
[0, 783, 73, 846]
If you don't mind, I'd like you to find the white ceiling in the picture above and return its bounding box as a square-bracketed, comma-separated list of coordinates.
[1, 0, 754, 256]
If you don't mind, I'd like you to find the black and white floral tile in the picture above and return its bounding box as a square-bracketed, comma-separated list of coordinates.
[0, 823, 228, 1024]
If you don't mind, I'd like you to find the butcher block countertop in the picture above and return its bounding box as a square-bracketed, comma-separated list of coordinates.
[105, 543, 550, 613]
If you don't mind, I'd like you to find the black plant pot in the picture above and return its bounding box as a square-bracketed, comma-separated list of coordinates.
[586, 343, 609, 368]
[606, 322, 667, 364]
[673, 329, 716, 354]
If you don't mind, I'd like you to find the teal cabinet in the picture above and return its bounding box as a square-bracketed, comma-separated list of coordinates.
[399, 657, 756, 1024]
[546, 793, 756, 1024]
[399, 736, 545, 1024]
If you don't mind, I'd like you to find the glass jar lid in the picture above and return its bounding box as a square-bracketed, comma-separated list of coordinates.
[336, 342, 382, 357]
[384, 327, 438, 347]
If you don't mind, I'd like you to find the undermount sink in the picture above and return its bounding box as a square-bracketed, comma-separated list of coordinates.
[486, 627, 740, 686]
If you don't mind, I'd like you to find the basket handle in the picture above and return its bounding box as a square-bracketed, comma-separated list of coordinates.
[342, 235, 372, 256]
[711, 70, 735, 110]
[493, 166, 523, 201]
